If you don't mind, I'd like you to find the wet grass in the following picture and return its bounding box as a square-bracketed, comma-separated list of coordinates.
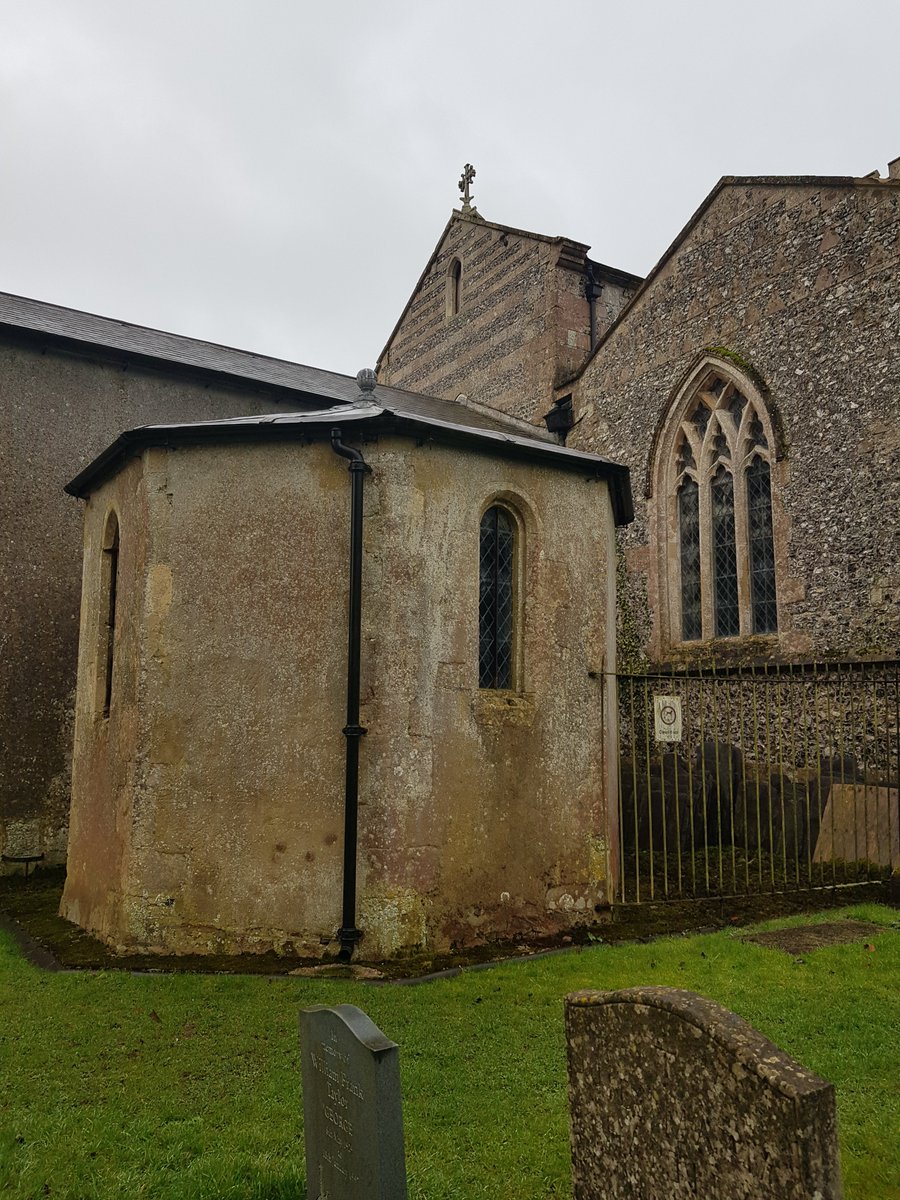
[0, 903, 897, 1199]
[2, 869, 892, 980]
[618, 847, 893, 903]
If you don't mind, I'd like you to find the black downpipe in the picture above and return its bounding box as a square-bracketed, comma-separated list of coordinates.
[330, 427, 370, 962]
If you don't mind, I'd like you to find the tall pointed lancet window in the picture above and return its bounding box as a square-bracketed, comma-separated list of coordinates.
[99, 511, 121, 716]
[661, 368, 779, 644]
[479, 505, 517, 688]
[447, 258, 462, 318]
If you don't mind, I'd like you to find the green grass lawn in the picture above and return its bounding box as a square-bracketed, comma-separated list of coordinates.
[1, 905, 897, 1199]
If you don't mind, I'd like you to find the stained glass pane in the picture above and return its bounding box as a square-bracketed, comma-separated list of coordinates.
[678, 478, 701, 641]
[748, 458, 777, 633]
[727, 390, 747, 425]
[749, 414, 768, 448]
[676, 435, 695, 475]
[691, 403, 711, 439]
[479, 507, 514, 688]
[712, 429, 730, 460]
[712, 468, 739, 637]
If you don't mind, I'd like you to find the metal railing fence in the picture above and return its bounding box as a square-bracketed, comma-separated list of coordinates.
[615, 659, 899, 903]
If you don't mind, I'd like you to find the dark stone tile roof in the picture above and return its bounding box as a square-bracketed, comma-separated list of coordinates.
[0, 290, 365, 404]
[0, 288, 632, 522]
[66, 393, 634, 525]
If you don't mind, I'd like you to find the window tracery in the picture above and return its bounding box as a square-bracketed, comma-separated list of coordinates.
[661, 368, 779, 644]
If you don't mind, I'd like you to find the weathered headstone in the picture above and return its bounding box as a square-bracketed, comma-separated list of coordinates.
[300, 1004, 407, 1200]
[813, 783, 899, 869]
[565, 987, 843, 1200]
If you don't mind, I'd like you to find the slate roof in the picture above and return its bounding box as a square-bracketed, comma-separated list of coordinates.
[0, 290, 367, 405]
[66, 391, 634, 526]
[0, 287, 633, 521]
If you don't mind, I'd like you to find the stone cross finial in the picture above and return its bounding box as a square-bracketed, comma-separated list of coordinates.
[458, 163, 477, 213]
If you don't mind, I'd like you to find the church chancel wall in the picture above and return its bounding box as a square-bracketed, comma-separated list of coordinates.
[62, 385, 629, 958]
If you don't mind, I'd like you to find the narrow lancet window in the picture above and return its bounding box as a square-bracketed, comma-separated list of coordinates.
[711, 468, 739, 638]
[678, 478, 702, 641]
[747, 457, 777, 633]
[447, 258, 462, 318]
[479, 506, 514, 688]
[100, 513, 120, 717]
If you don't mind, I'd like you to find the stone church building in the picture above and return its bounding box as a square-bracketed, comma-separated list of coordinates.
[1, 157, 898, 956]
[60, 385, 629, 956]
[379, 165, 900, 669]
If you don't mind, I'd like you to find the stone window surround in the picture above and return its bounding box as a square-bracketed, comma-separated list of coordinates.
[477, 494, 527, 693]
[446, 256, 462, 319]
[97, 507, 121, 718]
[652, 355, 786, 650]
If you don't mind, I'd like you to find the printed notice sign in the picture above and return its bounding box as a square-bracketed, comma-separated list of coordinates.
[653, 695, 683, 743]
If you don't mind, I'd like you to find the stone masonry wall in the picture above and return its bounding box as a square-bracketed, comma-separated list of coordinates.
[566, 179, 900, 662]
[0, 338, 301, 869]
[378, 213, 636, 425]
[62, 435, 616, 958]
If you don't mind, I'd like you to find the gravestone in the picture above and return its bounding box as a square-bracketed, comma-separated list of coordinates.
[300, 1004, 407, 1200]
[565, 987, 843, 1200]
[813, 783, 899, 869]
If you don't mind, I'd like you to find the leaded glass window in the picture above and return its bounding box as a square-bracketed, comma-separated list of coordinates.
[676, 435, 695, 474]
[691, 403, 711, 439]
[748, 457, 777, 633]
[727, 390, 747, 425]
[712, 428, 730, 460]
[749, 414, 767, 448]
[100, 512, 120, 717]
[662, 366, 780, 646]
[711, 468, 739, 638]
[678, 479, 701, 640]
[479, 506, 515, 688]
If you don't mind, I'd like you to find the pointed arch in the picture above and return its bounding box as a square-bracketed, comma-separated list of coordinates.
[652, 354, 784, 647]
[646, 349, 785, 500]
[446, 257, 462, 319]
[98, 509, 120, 716]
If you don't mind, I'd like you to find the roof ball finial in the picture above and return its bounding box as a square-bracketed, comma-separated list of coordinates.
[356, 367, 377, 395]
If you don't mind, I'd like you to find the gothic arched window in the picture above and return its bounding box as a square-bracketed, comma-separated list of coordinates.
[659, 366, 779, 644]
[447, 258, 462, 318]
[99, 510, 120, 716]
[479, 505, 516, 688]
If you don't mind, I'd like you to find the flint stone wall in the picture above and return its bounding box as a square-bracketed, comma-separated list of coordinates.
[378, 211, 637, 425]
[568, 178, 900, 661]
[565, 986, 842, 1200]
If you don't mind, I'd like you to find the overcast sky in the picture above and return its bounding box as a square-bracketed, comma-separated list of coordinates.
[3, 0, 898, 377]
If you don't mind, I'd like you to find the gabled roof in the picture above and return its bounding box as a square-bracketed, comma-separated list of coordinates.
[0, 290, 354, 405]
[66, 385, 634, 525]
[569, 172, 900, 384]
[376, 210, 641, 373]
